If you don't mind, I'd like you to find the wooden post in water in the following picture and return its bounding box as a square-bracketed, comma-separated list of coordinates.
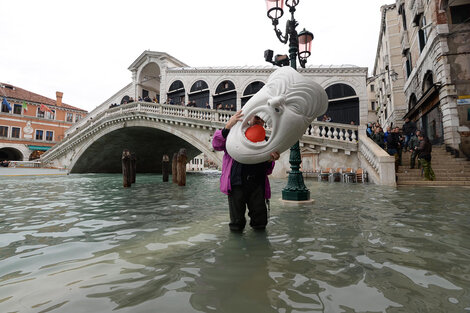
[177, 148, 187, 186]
[122, 149, 132, 188]
[172, 153, 178, 184]
[162, 154, 170, 182]
[130, 152, 136, 184]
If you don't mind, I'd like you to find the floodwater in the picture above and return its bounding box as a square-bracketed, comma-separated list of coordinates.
[0, 174, 469, 313]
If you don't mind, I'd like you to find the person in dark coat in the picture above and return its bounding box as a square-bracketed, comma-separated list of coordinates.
[402, 118, 417, 151]
[416, 134, 435, 180]
[387, 127, 401, 172]
[372, 127, 385, 149]
[409, 130, 421, 169]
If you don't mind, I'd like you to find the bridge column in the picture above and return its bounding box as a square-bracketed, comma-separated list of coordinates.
[237, 96, 242, 111]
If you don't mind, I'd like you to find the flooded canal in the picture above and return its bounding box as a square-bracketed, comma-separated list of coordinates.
[0, 174, 469, 312]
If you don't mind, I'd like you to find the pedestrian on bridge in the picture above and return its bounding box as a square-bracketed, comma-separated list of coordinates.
[212, 110, 280, 232]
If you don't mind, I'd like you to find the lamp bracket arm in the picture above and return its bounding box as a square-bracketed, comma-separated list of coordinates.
[273, 21, 288, 44]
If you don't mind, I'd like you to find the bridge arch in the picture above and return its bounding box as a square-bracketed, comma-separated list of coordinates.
[68, 119, 221, 173]
[0, 146, 24, 161]
[137, 61, 162, 101]
[322, 82, 360, 125]
[241, 80, 265, 107]
[213, 79, 236, 110]
[188, 79, 210, 108]
[167, 80, 185, 105]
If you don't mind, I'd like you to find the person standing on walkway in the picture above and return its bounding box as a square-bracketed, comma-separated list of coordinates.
[409, 130, 421, 169]
[416, 134, 435, 181]
[387, 127, 401, 172]
[212, 110, 280, 232]
[402, 118, 417, 152]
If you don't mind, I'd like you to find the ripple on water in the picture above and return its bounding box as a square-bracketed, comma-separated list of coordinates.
[0, 175, 469, 313]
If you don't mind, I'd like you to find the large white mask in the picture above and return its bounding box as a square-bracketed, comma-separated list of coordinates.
[226, 66, 328, 164]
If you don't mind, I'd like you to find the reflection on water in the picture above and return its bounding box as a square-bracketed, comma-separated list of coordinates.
[0, 174, 469, 312]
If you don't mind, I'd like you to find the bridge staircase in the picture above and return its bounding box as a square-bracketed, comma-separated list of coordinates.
[397, 146, 470, 186]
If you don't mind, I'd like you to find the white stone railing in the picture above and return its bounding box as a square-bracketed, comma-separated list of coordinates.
[304, 121, 358, 143]
[358, 133, 396, 186]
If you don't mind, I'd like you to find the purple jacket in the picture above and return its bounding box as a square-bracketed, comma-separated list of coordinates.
[212, 129, 274, 199]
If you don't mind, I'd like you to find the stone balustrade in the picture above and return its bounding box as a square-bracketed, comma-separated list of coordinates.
[358, 133, 396, 186]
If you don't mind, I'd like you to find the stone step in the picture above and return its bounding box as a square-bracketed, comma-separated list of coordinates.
[397, 169, 470, 177]
[397, 176, 470, 181]
[400, 160, 470, 169]
[397, 180, 470, 186]
[397, 171, 470, 177]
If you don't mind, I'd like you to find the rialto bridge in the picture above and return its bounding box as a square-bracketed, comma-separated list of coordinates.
[41, 51, 396, 185]
[41, 102, 396, 186]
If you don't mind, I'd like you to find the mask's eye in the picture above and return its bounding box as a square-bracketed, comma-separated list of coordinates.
[268, 95, 286, 109]
[288, 102, 304, 115]
[275, 108, 280, 113]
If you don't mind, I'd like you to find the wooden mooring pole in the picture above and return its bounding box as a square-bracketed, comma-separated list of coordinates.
[130, 152, 136, 184]
[122, 149, 132, 188]
[172, 153, 178, 184]
[177, 148, 187, 186]
[162, 154, 170, 182]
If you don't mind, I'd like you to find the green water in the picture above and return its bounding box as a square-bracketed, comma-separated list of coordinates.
[0, 174, 469, 313]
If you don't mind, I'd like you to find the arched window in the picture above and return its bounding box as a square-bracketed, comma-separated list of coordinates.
[120, 95, 130, 104]
[242, 81, 265, 107]
[423, 71, 434, 92]
[213, 80, 236, 110]
[167, 80, 185, 105]
[189, 80, 209, 108]
[409, 94, 417, 111]
[322, 83, 359, 124]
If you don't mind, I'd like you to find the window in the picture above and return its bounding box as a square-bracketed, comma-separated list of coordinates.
[75, 114, 82, 122]
[1, 103, 9, 113]
[370, 84, 375, 92]
[450, 4, 470, 24]
[0, 126, 8, 137]
[66, 112, 73, 122]
[399, 4, 408, 31]
[35, 130, 44, 140]
[405, 51, 413, 78]
[37, 107, 44, 118]
[371, 101, 376, 111]
[418, 16, 427, 52]
[45, 109, 55, 120]
[13, 104, 22, 115]
[45, 131, 54, 141]
[11, 127, 20, 138]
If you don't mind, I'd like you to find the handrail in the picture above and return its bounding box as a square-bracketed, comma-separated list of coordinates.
[358, 133, 396, 186]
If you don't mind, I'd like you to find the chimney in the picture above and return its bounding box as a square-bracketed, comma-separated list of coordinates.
[56, 91, 63, 106]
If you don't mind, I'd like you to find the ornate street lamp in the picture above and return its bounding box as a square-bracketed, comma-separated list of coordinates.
[265, 0, 314, 201]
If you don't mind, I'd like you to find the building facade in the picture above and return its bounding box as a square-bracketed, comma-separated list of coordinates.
[373, 4, 408, 129]
[0, 84, 87, 161]
[374, 0, 470, 156]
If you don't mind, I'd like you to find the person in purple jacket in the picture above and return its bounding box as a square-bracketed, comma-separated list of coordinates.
[212, 110, 280, 231]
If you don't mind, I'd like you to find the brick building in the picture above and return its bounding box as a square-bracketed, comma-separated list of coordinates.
[0, 83, 87, 161]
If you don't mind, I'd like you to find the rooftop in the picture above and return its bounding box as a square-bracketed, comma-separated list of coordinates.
[0, 83, 87, 112]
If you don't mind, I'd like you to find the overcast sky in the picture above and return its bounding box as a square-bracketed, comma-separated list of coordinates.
[0, 0, 391, 112]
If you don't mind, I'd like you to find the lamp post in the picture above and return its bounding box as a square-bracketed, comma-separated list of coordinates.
[265, 0, 314, 201]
